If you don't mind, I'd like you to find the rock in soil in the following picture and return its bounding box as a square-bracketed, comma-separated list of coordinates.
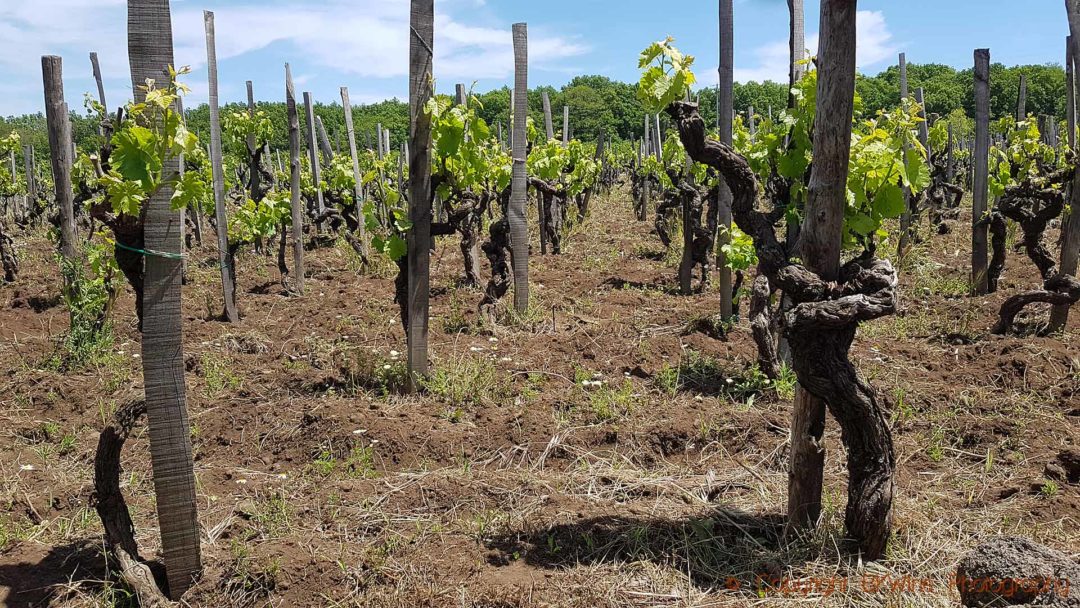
[956, 536, 1080, 607]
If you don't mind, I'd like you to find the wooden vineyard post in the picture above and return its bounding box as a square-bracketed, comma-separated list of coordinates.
[641, 114, 651, 222]
[89, 50, 109, 149]
[129, 0, 201, 596]
[788, 0, 806, 107]
[7, 150, 16, 223]
[972, 49, 991, 295]
[897, 52, 914, 257]
[90, 52, 108, 111]
[286, 64, 305, 294]
[407, 0, 434, 392]
[1068, 37, 1076, 152]
[245, 80, 264, 219]
[679, 147, 694, 295]
[23, 145, 35, 220]
[341, 86, 368, 257]
[510, 23, 530, 313]
[204, 10, 239, 322]
[1051, 10, 1080, 331]
[41, 56, 77, 263]
[914, 88, 930, 153]
[304, 93, 326, 217]
[654, 114, 663, 157]
[542, 91, 555, 141]
[787, 0, 859, 536]
[1016, 73, 1027, 121]
[538, 107, 550, 255]
[946, 122, 955, 183]
[316, 116, 334, 161]
[562, 105, 569, 147]
[717, 0, 734, 319]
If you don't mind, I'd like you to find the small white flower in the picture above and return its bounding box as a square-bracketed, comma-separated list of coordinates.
[277, 474, 288, 480]
[725, 378, 734, 385]
[499, 357, 512, 363]
[132, 354, 140, 359]
[235, 479, 248, 485]
[20, 464, 34, 471]
[470, 346, 483, 352]
[488, 337, 498, 343]
[383, 364, 392, 370]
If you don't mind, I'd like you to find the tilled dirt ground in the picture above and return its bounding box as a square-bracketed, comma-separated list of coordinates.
[0, 187, 1077, 607]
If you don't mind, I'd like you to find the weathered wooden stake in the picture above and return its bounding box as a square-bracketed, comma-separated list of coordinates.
[562, 105, 569, 147]
[23, 145, 35, 219]
[131, 0, 201, 596]
[972, 49, 991, 295]
[897, 52, 914, 256]
[717, 0, 734, 319]
[914, 87, 929, 153]
[90, 52, 108, 128]
[654, 114, 663, 157]
[1016, 73, 1028, 121]
[1068, 37, 1076, 151]
[316, 115, 334, 161]
[341, 86, 368, 256]
[42, 56, 77, 262]
[510, 23, 530, 313]
[788, 0, 860, 538]
[204, 10, 239, 323]
[541, 91, 555, 141]
[788, 0, 806, 104]
[286, 64, 305, 294]
[406, 0, 434, 391]
[304, 93, 326, 216]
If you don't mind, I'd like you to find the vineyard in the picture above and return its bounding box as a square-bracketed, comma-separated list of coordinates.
[0, 0, 1078, 607]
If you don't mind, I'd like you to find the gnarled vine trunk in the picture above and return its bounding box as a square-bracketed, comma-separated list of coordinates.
[988, 166, 1080, 333]
[666, 14, 897, 556]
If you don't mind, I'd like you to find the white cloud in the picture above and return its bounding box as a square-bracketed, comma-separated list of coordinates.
[0, 0, 588, 115]
[727, 10, 897, 85]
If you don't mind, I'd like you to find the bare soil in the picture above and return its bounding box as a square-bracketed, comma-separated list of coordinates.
[0, 188, 1077, 607]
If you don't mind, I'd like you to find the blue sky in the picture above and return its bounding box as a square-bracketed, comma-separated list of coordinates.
[0, 0, 1070, 116]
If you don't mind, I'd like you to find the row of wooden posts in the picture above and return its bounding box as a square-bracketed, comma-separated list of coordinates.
[23, 0, 1080, 599]
[32, 3, 531, 597]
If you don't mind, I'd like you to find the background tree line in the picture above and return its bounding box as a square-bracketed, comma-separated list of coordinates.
[0, 61, 1067, 165]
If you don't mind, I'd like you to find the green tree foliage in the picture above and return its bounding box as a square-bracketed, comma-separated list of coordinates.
[2, 61, 1066, 158]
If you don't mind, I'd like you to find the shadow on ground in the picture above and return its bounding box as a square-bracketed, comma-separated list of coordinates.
[485, 505, 827, 595]
[0, 541, 110, 607]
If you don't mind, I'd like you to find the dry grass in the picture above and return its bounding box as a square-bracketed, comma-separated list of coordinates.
[0, 188, 1076, 607]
